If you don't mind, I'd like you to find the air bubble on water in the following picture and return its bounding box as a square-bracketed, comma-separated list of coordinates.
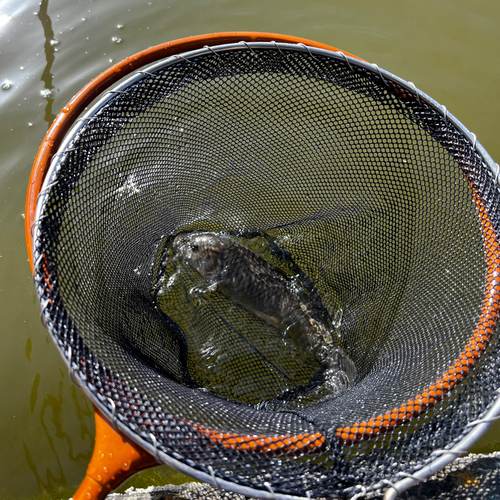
[111, 36, 121, 44]
[333, 307, 343, 328]
[40, 89, 52, 99]
[2, 80, 12, 90]
[19, 66, 24, 70]
[108, 58, 113, 63]
[50, 39, 59, 46]
[81, 18, 86, 22]
[28, 123, 34, 127]
[115, 174, 140, 197]
[117, 24, 124, 29]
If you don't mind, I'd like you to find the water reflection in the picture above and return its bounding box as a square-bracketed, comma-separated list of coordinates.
[0, 14, 12, 29]
[70, 385, 95, 450]
[23, 370, 93, 496]
[37, 0, 56, 126]
[29, 373, 40, 413]
[25, 337, 32, 361]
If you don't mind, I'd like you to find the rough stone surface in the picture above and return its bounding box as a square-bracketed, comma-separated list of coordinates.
[108, 483, 247, 500]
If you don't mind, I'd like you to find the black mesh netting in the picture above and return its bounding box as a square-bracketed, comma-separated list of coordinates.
[107, 452, 500, 499]
[32, 44, 500, 498]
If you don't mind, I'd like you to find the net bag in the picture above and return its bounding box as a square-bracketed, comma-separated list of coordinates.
[28, 36, 500, 499]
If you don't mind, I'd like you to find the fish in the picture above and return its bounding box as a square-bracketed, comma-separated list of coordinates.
[172, 232, 356, 382]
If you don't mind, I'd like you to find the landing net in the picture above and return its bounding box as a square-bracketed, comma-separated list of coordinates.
[31, 41, 500, 498]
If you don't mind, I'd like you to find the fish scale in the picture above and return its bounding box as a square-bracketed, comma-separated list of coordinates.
[172, 232, 357, 383]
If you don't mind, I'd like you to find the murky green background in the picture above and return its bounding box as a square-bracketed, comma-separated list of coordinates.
[0, 0, 499, 498]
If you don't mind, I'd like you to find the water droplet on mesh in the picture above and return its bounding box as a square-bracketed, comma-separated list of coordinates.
[117, 24, 124, 29]
[111, 36, 121, 44]
[40, 89, 52, 99]
[333, 308, 343, 328]
[50, 39, 59, 46]
[2, 80, 12, 90]
[28, 122, 34, 127]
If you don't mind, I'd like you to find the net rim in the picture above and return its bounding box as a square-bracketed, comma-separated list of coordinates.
[27, 37, 500, 499]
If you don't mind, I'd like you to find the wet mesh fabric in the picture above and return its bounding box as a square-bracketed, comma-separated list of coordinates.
[32, 44, 500, 498]
[106, 453, 500, 500]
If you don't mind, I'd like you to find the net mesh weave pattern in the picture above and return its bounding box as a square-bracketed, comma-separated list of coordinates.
[33, 45, 500, 498]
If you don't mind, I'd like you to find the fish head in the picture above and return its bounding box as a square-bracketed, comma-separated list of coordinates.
[173, 233, 226, 279]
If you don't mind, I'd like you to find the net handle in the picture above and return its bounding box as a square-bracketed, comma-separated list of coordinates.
[72, 406, 158, 500]
[24, 31, 360, 273]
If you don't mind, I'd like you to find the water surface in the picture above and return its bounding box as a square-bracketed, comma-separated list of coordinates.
[0, 0, 498, 498]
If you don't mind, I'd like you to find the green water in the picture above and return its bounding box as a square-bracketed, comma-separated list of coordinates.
[0, 0, 499, 498]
